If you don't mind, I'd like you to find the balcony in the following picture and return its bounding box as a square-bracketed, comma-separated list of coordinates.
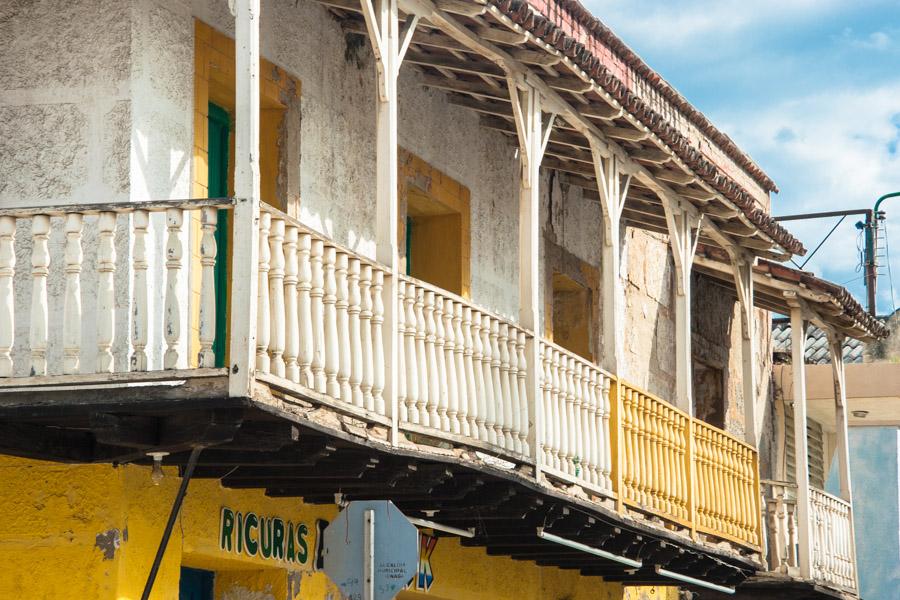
[0, 200, 761, 557]
[764, 481, 857, 595]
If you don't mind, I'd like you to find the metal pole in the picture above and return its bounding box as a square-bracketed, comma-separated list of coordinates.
[140, 446, 203, 600]
[364, 509, 375, 600]
[865, 209, 876, 316]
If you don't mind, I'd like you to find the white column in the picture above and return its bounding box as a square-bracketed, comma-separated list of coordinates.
[589, 145, 630, 377]
[0, 217, 15, 378]
[827, 329, 858, 589]
[361, 0, 418, 444]
[731, 254, 759, 445]
[508, 78, 554, 469]
[789, 303, 813, 579]
[228, 0, 262, 397]
[662, 197, 702, 415]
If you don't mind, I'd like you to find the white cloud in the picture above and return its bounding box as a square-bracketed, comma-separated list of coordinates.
[584, 0, 852, 51]
[714, 83, 900, 306]
[838, 27, 899, 51]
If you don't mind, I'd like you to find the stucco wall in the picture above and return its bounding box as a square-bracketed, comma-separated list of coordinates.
[834, 428, 900, 598]
[1, 0, 765, 425]
[0, 456, 676, 600]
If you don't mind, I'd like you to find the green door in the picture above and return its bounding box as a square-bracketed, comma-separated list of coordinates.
[179, 567, 214, 600]
[208, 103, 230, 368]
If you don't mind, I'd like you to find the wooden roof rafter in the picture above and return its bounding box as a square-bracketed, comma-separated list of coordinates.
[315, 0, 797, 261]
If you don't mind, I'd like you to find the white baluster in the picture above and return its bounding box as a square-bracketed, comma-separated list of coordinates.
[268, 218, 286, 377]
[323, 246, 339, 398]
[506, 329, 520, 453]
[396, 280, 407, 421]
[255, 212, 272, 374]
[198, 207, 218, 368]
[580, 364, 593, 483]
[424, 291, 440, 427]
[572, 362, 584, 479]
[298, 233, 314, 387]
[283, 226, 300, 382]
[552, 350, 564, 471]
[444, 299, 460, 434]
[462, 307, 477, 438]
[405, 282, 420, 423]
[359, 265, 375, 410]
[414, 287, 428, 427]
[542, 345, 554, 467]
[433, 295, 449, 431]
[97, 212, 118, 373]
[566, 356, 578, 475]
[371, 269, 386, 415]
[130, 211, 149, 372]
[335, 252, 351, 401]
[29, 215, 51, 376]
[310, 239, 326, 393]
[0, 217, 15, 377]
[587, 369, 601, 486]
[601, 375, 613, 489]
[482, 314, 497, 446]
[348, 258, 364, 407]
[63, 213, 84, 374]
[517, 332, 530, 456]
[471, 311, 486, 440]
[499, 324, 514, 450]
[453, 303, 469, 437]
[490, 318, 505, 448]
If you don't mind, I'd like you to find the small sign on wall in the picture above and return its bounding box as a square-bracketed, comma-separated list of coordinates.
[219, 507, 312, 565]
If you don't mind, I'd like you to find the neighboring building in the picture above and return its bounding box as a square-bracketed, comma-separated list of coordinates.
[0, 1, 886, 599]
[774, 313, 900, 599]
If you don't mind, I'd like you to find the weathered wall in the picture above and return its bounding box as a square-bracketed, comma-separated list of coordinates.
[1, 0, 766, 424]
[0, 456, 676, 600]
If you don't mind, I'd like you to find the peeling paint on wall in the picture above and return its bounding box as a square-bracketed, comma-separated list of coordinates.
[94, 528, 120, 560]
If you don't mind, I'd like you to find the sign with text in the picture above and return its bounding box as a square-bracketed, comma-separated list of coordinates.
[322, 501, 418, 600]
[219, 507, 312, 566]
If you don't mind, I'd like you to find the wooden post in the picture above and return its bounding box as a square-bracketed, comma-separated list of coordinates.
[589, 144, 630, 377]
[662, 196, 702, 415]
[361, 0, 418, 445]
[827, 328, 859, 590]
[731, 253, 759, 445]
[228, 0, 261, 398]
[508, 78, 554, 472]
[788, 301, 813, 579]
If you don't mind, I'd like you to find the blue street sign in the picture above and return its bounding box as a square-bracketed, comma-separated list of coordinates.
[322, 500, 418, 600]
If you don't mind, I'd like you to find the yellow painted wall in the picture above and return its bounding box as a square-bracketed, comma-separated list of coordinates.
[0, 456, 677, 600]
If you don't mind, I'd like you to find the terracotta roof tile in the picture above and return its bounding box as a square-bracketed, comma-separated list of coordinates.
[491, 0, 807, 256]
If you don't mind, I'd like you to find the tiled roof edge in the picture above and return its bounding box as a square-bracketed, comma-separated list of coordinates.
[491, 0, 807, 256]
[505, 0, 778, 193]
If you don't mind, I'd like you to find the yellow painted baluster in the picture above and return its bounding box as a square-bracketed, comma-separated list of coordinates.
[622, 387, 635, 502]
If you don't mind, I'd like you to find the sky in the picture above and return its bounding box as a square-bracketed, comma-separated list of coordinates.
[584, 0, 900, 313]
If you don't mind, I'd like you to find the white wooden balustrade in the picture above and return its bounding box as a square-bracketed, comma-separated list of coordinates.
[0, 200, 233, 378]
[764, 481, 800, 575]
[810, 487, 856, 590]
[763, 482, 857, 591]
[540, 341, 614, 497]
[398, 275, 533, 460]
[252, 205, 390, 425]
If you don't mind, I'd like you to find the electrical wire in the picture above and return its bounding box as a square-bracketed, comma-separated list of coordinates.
[883, 220, 897, 313]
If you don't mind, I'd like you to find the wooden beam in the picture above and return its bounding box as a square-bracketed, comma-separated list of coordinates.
[420, 74, 509, 100]
[405, 49, 505, 77]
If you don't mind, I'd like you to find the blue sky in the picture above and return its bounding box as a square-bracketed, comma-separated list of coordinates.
[585, 0, 900, 312]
